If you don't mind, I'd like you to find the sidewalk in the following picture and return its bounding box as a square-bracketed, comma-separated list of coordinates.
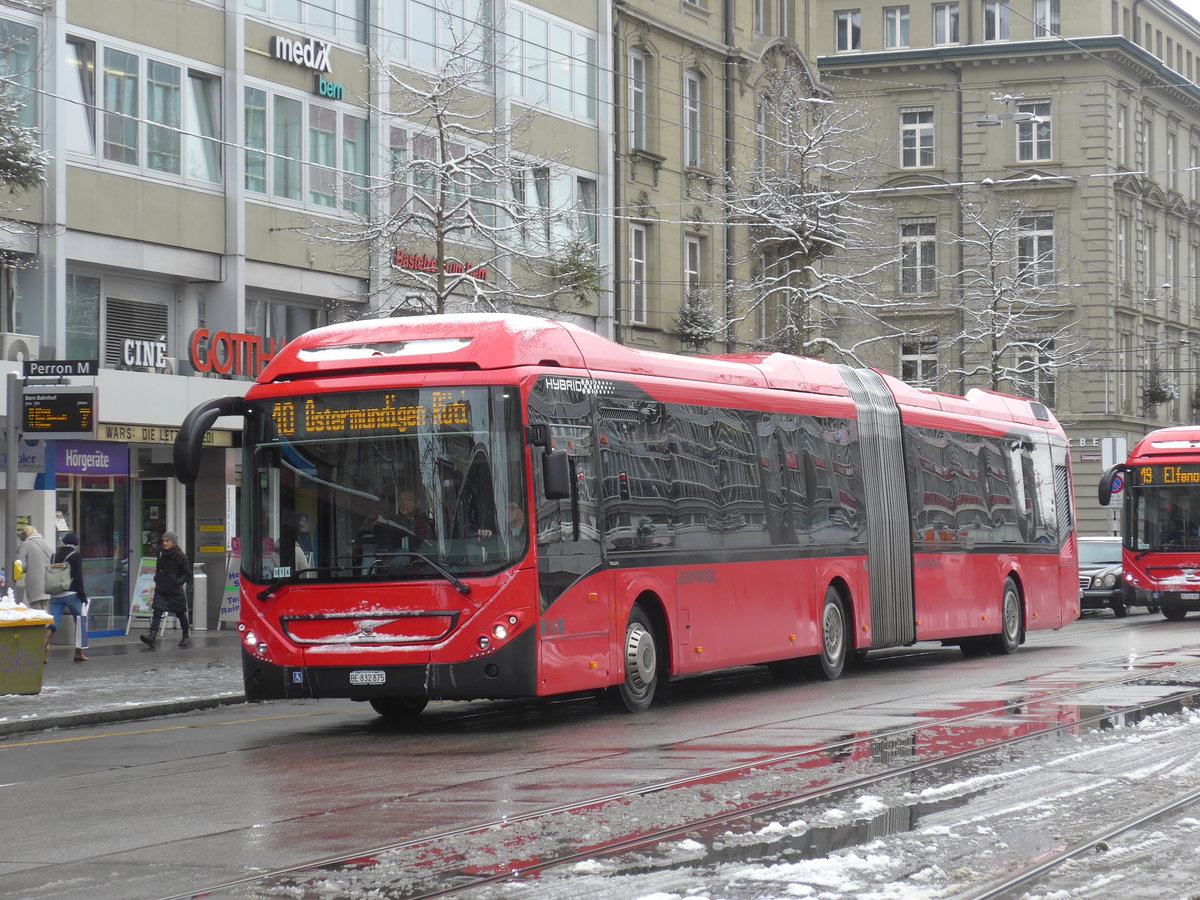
[0, 627, 246, 737]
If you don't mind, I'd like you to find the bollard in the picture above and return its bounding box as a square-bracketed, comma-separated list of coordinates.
[191, 563, 208, 631]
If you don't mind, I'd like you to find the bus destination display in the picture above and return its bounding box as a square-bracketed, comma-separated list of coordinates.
[1134, 464, 1200, 486]
[270, 391, 470, 437]
[22, 386, 97, 439]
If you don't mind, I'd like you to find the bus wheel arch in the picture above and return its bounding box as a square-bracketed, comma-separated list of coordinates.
[989, 575, 1025, 655]
[803, 581, 851, 680]
[611, 594, 668, 713]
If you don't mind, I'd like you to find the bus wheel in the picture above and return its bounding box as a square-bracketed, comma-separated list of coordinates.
[989, 578, 1022, 655]
[1163, 607, 1189, 621]
[803, 587, 848, 680]
[615, 607, 659, 713]
[369, 697, 429, 720]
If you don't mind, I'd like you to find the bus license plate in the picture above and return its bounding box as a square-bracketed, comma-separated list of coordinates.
[349, 670, 386, 685]
[1182, 593, 1200, 600]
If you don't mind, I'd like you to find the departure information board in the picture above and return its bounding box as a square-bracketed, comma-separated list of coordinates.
[22, 386, 97, 439]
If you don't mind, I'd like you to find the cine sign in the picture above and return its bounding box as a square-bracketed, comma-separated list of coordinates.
[22, 385, 98, 439]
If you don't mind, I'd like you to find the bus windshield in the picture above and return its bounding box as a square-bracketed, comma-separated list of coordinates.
[1127, 470, 1200, 552]
[243, 386, 527, 584]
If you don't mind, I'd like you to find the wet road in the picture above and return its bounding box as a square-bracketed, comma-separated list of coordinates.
[3, 608, 1200, 899]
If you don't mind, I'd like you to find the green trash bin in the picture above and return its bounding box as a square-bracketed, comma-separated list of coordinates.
[0, 617, 52, 696]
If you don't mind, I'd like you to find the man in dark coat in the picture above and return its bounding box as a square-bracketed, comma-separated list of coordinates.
[140, 532, 192, 650]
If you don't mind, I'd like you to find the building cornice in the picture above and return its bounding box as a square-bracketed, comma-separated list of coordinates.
[818, 36, 1200, 107]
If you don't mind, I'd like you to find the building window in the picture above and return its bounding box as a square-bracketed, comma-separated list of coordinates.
[684, 70, 702, 168]
[244, 85, 368, 213]
[68, 37, 222, 185]
[835, 10, 861, 52]
[246, 297, 326, 347]
[756, 97, 769, 170]
[501, 8, 597, 122]
[900, 339, 938, 386]
[66, 275, 101, 361]
[900, 220, 936, 294]
[779, 0, 793, 39]
[933, 3, 959, 44]
[245, 0, 367, 43]
[884, 6, 909, 48]
[1017, 214, 1054, 286]
[629, 224, 648, 325]
[901, 108, 934, 168]
[1117, 216, 1129, 285]
[1018, 338, 1055, 407]
[983, 1, 1010, 41]
[0, 19, 38, 129]
[1192, 145, 1199, 200]
[628, 50, 647, 151]
[1117, 103, 1128, 168]
[1034, 0, 1060, 38]
[685, 235, 702, 297]
[1167, 131, 1178, 192]
[1016, 101, 1051, 162]
[755, 0, 767, 33]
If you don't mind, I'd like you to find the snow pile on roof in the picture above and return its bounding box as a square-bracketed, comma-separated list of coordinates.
[0, 590, 52, 624]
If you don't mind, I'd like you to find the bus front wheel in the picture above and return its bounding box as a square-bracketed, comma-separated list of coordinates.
[803, 587, 848, 680]
[369, 697, 429, 721]
[614, 607, 659, 713]
[989, 578, 1023, 655]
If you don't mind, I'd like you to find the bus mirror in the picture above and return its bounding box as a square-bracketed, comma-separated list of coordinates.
[542, 448, 571, 500]
[173, 396, 247, 485]
[526, 423, 552, 449]
[1097, 464, 1126, 507]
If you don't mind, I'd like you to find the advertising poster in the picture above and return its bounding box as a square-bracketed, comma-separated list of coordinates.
[220, 542, 241, 623]
[129, 558, 158, 618]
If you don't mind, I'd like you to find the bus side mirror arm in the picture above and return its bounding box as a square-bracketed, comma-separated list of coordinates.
[1098, 464, 1127, 507]
[174, 396, 247, 485]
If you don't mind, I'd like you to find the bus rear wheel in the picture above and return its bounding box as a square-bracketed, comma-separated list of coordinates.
[989, 578, 1022, 655]
[1163, 607, 1189, 621]
[803, 587, 848, 680]
[369, 697, 429, 721]
[614, 607, 659, 713]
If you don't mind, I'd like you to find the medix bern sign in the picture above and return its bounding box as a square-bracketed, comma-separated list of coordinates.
[189, 329, 278, 379]
[270, 35, 332, 73]
[393, 250, 489, 281]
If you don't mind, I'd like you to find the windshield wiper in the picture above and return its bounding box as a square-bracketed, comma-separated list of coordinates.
[373, 550, 472, 596]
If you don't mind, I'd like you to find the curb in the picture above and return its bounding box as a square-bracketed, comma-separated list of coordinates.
[0, 694, 248, 738]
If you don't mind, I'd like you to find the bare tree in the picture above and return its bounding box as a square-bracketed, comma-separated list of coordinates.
[318, 8, 603, 318]
[693, 51, 904, 358]
[943, 186, 1092, 402]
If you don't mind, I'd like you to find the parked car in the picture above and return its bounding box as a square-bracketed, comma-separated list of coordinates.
[1079, 535, 1144, 617]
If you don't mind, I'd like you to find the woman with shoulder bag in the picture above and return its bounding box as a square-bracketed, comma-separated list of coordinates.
[17, 524, 53, 610]
[44, 532, 88, 663]
[141, 532, 192, 650]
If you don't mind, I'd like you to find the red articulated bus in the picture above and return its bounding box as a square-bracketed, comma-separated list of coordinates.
[174, 314, 1079, 719]
[1099, 426, 1200, 620]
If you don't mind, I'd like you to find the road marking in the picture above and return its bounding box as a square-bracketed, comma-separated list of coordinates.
[0, 710, 352, 750]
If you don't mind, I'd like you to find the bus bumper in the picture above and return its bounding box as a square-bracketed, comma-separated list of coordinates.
[241, 627, 539, 702]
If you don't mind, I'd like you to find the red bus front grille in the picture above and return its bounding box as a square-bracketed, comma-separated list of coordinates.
[282, 612, 458, 645]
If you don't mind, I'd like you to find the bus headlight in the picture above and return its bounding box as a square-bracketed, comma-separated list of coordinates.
[493, 624, 509, 641]
[477, 636, 491, 650]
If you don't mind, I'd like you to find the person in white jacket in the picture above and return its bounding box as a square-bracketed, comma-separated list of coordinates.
[16, 524, 53, 610]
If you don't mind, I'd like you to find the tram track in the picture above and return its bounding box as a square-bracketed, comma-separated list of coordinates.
[168, 655, 1200, 900]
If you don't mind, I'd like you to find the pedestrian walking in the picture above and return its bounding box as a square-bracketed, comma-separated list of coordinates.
[140, 532, 192, 650]
[16, 524, 53, 610]
[44, 532, 88, 663]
